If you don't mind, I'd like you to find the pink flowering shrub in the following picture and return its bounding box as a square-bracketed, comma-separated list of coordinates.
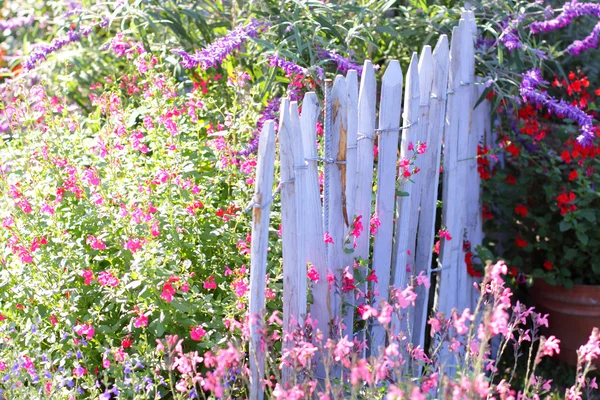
[0, 42, 288, 398]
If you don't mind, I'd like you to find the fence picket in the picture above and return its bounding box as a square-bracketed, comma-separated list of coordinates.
[248, 121, 276, 400]
[280, 98, 307, 353]
[438, 17, 475, 331]
[370, 60, 403, 353]
[412, 36, 450, 349]
[343, 71, 359, 340]
[391, 53, 420, 329]
[326, 76, 349, 338]
[302, 92, 329, 342]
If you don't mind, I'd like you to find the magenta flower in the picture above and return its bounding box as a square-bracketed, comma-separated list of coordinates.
[97, 271, 119, 287]
[82, 269, 94, 285]
[190, 325, 206, 341]
[134, 314, 148, 328]
[86, 235, 106, 250]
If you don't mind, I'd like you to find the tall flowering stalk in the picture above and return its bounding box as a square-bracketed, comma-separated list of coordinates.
[173, 20, 264, 70]
[530, 0, 600, 55]
[0, 15, 34, 31]
[317, 48, 363, 75]
[22, 25, 96, 70]
[267, 55, 307, 76]
[520, 68, 595, 145]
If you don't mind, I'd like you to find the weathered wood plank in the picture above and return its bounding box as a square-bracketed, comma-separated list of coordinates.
[391, 53, 420, 329]
[248, 121, 277, 400]
[301, 92, 329, 342]
[412, 36, 450, 350]
[370, 60, 403, 353]
[326, 75, 349, 339]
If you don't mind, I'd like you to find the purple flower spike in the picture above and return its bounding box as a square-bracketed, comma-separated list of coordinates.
[267, 55, 307, 76]
[0, 15, 34, 31]
[317, 48, 363, 75]
[173, 20, 265, 70]
[238, 98, 280, 157]
[520, 68, 595, 146]
[530, 1, 600, 34]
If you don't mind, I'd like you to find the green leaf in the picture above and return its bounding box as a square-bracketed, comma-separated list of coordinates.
[578, 209, 596, 223]
[396, 190, 410, 197]
[576, 231, 589, 246]
[559, 221, 572, 232]
[343, 247, 355, 254]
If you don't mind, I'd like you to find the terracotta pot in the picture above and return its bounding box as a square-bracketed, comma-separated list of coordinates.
[529, 278, 600, 368]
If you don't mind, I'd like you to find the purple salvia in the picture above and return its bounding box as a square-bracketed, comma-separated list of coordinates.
[520, 68, 595, 146]
[498, 15, 526, 52]
[238, 98, 280, 156]
[22, 25, 95, 70]
[317, 48, 363, 75]
[530, 1, 600, 34]
[173, 20, 264, 70]
[0, 15, 34, 31]
[566, 21, 600, 55]
[267, 55, 307, 76]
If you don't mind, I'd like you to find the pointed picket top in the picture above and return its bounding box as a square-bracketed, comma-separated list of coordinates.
[432, 35, 450, 99]
[301, 92, 320, 159]
[330, 73, 349, 323]
[461, 9, 477, 38]
[392, 52, 420, 307]
[448, 25, 462, 91]
[371, 59, 403, 354]
[301, 91, 329, 344]
[248, 120, 276, 400]
[345, 70, 359, 225]
[355, 61, 377, 295]
[418, 46, 433, 106]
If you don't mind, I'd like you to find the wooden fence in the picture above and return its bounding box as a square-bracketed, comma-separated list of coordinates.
[247, 11, 491, 398]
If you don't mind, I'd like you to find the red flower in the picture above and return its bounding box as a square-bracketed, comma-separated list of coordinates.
[514, 204, 528, 217]
[509, 267, 518, 277]
[568, 170, 578, 181]
[543, 260, 553, 271]
[557, 191, 577, 215]
[515, 237, 528, 248]
[465, 252, 481, 277]
[367, 270, 378, 283]
[505, 175, 517, 185]
[122, 337, 133, 348]
[560, 150, 572, 163]
[505, 143, 520, 157]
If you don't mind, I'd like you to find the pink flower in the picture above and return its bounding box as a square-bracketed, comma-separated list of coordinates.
[578, 328, 600, 363]
[438, 228, 452, 241]
[536, 313, 549, 328]
[97, 271, 119, 287]
[82, 269, 94, 285]
[203, 276, 217, 290]
[307, 265, 320, 283]
[350, 358, 372, 386]
[415, 271, 430, 288]
[323, 232, 334, 244]
[102, 359, 111, 368]
[86, 235, 106, 250]
[428, 317, 441, 335]
[124, 238, 144, 253]
[453, 308, 474, 335]
[161, 282, 176, 302]
[190, 325, 206, 341]
[72, 366, 86, 377]
[134, 314, 148, 328]
[49, 314, 57, 326]
[232, 279, 248, 298]
[377, 303, 393, 325]
[75, 323, 95, 340]
[394, 285, 417, 309]
[539, 335, 561, 359]
[82, 169, 100, 186]
[349, 215, 364, 247]
[416, 141, 427, 155]
[370, 213, 381, 235]
[0, 361, 6, 371]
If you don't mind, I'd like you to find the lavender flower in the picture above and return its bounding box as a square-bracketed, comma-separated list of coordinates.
[529, 0, 600, 55]
[520, 68, 595, 146]
[173, 20, 264, 70]
[317, 48, 362, 75]
[22, 25, 95, 70]
[237, 98, 280, 157]
[566, 21, 600, 55]
[0, 15, 34, 31]
[267, 55, 307, 76]
[498, 15, 526, 52]
[530, 1, 600, 34]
